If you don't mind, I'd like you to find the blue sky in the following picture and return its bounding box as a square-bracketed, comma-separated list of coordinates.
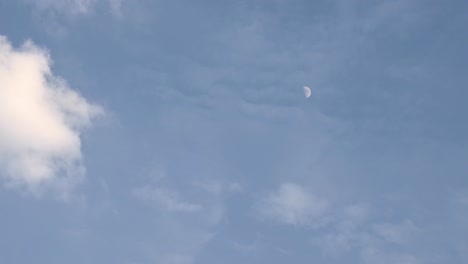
[0, 0, 467, 263]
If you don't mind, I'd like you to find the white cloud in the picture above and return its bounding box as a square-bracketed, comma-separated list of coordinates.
[258, 182, 328, 226]
[133, 186, 202, 213]
[0, 35, 102, 196]
[259, 184, 426, 262]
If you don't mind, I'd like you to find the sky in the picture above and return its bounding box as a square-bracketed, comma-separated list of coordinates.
[0, 0, 467, 263]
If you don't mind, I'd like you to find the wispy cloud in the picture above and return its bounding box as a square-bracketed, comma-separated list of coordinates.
[373, 219, 421, 246]
[191, 180, 243, 196]
[313, 205, 423, 263]
[133, 185, 202, 213]
[257, 183, 424, 262]
[25, 0, 127, 16]
[0, 35, 102, 198]
[131, 166, 228, 263]
[29, 0, 98, 15]
[108, 0, 124, 18]
[361, 247, 420, 264]
[257, 182, 328, 226]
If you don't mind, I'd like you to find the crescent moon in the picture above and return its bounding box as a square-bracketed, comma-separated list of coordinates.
[304, 86, 311, 98]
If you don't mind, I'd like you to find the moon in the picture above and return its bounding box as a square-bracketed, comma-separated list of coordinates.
[303, 86, 311, 98]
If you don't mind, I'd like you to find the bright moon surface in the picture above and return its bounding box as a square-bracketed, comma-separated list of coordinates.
[304, 86, 311, 98]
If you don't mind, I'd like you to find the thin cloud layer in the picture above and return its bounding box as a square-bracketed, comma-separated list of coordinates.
[133, 186, 202, 213]
[258, 182, 328, 226]
[26, 0, 125, 16]
[131, 168, 227, 264]
[30, 0, 97, 14]
[258, 183, 424, 262]
[373, 220, 420, 246]
[0, 35, 102, 196]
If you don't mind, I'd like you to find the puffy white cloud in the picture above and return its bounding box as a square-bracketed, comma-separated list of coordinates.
[0, 35, 102, 196]
[258, 182, 328, 226]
